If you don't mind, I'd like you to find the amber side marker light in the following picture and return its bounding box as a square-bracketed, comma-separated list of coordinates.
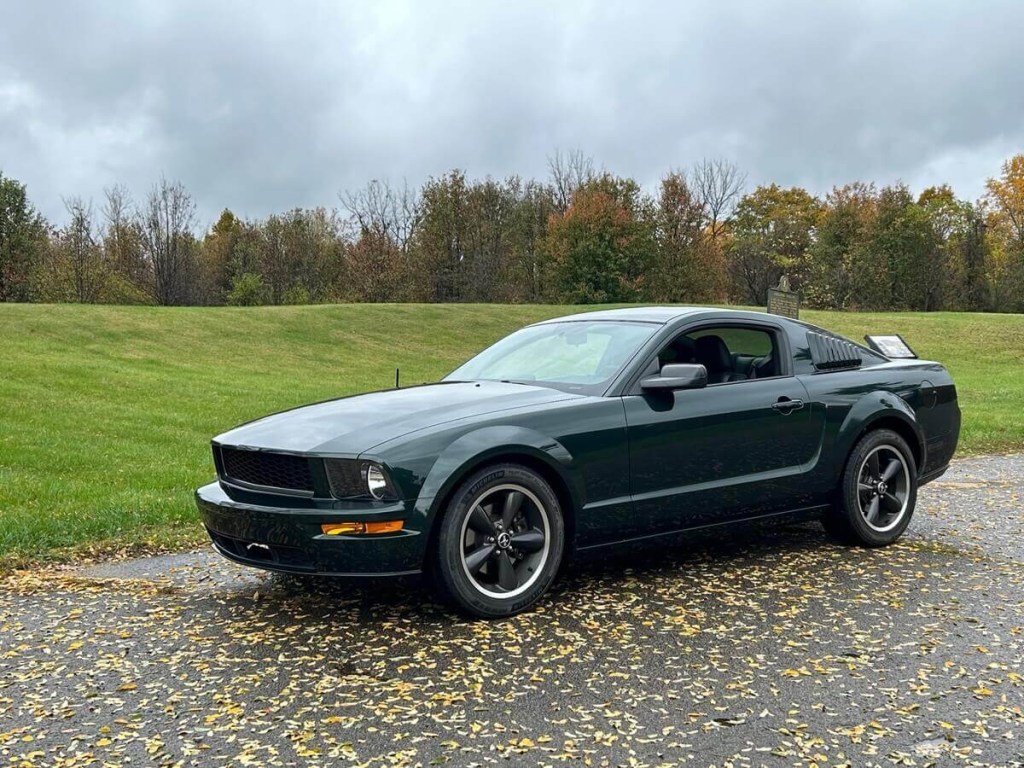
[321, 521, 403, 535]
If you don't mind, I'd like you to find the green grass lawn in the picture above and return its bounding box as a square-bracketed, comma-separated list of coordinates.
[2, 303, 1022, 562]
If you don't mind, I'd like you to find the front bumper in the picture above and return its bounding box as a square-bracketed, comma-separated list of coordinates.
[195, 482, 424, 577]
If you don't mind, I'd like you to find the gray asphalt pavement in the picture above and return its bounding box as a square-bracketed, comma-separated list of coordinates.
[1, 455, 1023, 767]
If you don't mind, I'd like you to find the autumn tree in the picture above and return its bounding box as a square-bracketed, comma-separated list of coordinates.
[805, 183, 877, 309]
[6, 151, 1024, 312]
[61, 197, 105, 302]
[99, 185, 150, 303]
[686, 158, 746, 303]
[199, 209, 244, 304]
[343, 230, 403, 302]
[0, 171, 47, 301]
[985, 154, 1024, 250]
[866, 185, 932, 310]
[917, 186, 976, 310]
[541, 174, 654, 303]
[726, 184, 821, 305]
[648, 171, 707, 302]
[287, 207, 346, 303]
[460, 177, 524, 301]
[960, 206, 991, 312]
[342, 179, 420, 302]
[255, 208, 345, 304]
[983, 154, 1024, 310]
[503, 179, 557, 302]
[412, 170, 470, 302]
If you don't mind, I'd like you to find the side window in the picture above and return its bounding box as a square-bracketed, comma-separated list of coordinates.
[657, 326, 782, 384]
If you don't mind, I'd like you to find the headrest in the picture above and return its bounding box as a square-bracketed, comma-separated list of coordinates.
[662, 335, 696, 364]
[694, 335, 732, 372]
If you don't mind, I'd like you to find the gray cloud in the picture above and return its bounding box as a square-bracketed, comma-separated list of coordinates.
[2, 0, 1022, 226]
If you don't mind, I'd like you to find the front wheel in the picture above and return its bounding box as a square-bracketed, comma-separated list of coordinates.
[435, 464, 564, 618]
[823, 429, 918, 547]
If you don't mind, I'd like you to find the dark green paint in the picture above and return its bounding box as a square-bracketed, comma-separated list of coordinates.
[195, 308, 961, 577]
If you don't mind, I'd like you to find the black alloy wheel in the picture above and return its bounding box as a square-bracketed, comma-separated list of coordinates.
[435, 464, 564, 618]
[856, 444, 911, 533]
[823, 428, 918, 547]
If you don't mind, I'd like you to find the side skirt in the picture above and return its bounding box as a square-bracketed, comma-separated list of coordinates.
[573, 504, 831, 556]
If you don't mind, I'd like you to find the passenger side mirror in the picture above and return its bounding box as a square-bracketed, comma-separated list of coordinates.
[641, 363, 708, 392]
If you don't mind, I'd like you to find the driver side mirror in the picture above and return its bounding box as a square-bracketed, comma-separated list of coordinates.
[641, 363, 708, 392]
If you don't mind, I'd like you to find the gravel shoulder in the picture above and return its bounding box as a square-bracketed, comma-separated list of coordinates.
[1, 456, 1023, 767]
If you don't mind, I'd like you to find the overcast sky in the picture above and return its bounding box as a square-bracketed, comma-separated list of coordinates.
[2, 1, 1022, 226]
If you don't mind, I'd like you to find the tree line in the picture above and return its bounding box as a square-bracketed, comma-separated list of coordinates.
[2, 150, 1023, 312]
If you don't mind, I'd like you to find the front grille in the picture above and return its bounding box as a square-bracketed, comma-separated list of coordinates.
[220, 447, 314, 492]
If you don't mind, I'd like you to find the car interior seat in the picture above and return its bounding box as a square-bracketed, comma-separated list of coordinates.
[751, 354, 776, 379]
[659, 336, 697, 370]
[694, 335, 747, 384]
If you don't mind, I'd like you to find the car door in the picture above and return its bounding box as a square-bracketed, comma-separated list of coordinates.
[622, 322, 825, 535]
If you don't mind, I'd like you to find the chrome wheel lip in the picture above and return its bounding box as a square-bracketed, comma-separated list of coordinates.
[857, 445, 911, 533]
[459, 483, 551, 600]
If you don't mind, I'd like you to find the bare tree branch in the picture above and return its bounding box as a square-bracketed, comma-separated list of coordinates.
[691, 158, 746, 239]
[140, 177, 197, 305]
[547, 149, 595, 213]
[61, 196, 103, 302]
[341, 179, 420, 253]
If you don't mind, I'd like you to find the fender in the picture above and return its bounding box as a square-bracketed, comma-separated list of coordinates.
[832, 390, 927, 482]
[410, 425, 582, 531]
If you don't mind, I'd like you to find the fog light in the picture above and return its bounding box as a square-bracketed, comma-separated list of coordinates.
[321, 520, 403, 536]
[321, 522, 364, 535]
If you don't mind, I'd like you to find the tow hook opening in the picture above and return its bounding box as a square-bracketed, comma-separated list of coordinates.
[244, 542, 273, 561]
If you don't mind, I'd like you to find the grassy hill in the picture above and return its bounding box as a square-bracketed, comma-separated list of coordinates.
[2, 303, 1022, 561]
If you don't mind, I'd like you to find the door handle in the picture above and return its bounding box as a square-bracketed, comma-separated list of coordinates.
[771, 397, 804, 414]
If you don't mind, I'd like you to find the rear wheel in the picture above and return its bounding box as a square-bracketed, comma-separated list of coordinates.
[823, 429, 917, 547]
[435, 464, 564, 618]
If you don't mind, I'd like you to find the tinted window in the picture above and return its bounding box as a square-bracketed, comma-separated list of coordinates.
[689, 327, 774, 357]
[655, 325, 782, 383]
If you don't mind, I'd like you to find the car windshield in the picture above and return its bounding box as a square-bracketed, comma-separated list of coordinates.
[445, 321, 658, 393]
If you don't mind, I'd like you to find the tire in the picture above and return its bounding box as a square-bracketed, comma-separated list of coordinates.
[434, 463, 565, 618]
[823, 428, 918, 547]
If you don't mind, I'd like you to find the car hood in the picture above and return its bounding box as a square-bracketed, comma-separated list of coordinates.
[214, 381, 582, 455]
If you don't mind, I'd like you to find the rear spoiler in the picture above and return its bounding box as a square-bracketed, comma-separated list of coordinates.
[864, 335, 918, 359]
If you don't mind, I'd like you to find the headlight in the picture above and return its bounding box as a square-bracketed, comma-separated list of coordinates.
[324, 458, 398, 501]
[364, 463, 391, 500]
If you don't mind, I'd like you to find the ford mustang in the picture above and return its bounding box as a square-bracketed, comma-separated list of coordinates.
[196, 307, 960, 617]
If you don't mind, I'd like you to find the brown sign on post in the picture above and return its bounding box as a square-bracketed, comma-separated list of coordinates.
[766, 276, 800, 319]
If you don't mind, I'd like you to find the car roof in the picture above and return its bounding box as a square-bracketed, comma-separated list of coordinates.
[534, 306, 779, 325]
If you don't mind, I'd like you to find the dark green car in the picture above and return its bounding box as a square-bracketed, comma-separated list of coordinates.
[196, 307, 960, 617]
